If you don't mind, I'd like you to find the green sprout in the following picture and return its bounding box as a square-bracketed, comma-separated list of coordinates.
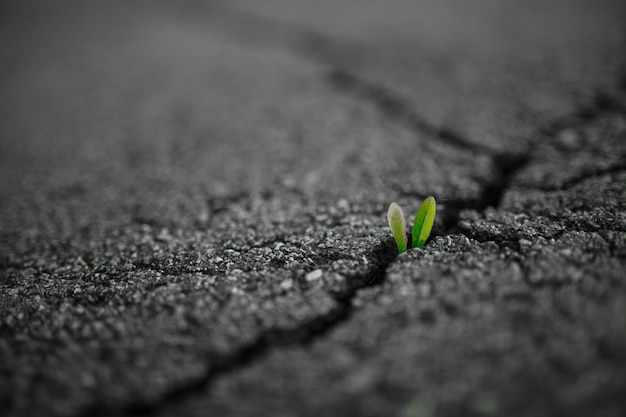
[412, 196, 436, 248]
[387, 202, 407, 253]
[387, 197, 437, 253]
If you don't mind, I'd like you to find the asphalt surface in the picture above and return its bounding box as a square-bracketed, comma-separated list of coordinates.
[1, 1, 625, 416]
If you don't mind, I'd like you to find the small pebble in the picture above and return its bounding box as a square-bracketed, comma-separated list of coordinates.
[280, 279, 294, 290]
[306, 269, 323, 281]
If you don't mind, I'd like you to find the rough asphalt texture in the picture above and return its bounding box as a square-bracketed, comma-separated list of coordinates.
[1, 0, 625, 416]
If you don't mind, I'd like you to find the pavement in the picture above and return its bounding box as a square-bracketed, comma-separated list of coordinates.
[1, 0, 625, 416]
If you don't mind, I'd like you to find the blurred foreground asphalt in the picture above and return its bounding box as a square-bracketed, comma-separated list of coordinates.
[1, 1, 626, 416]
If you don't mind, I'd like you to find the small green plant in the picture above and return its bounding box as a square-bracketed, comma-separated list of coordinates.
[387, 202, 407, 253]
[387, 197, 436, 253]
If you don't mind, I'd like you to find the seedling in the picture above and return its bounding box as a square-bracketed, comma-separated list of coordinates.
[387, 202, 407, 253]
[387, 197, 436, 253]
[411, 196, 436, 248]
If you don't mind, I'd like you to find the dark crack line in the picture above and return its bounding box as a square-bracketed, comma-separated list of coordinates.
[75, 240, 398, 417]
[517, 164, 626, 192]
[466, 92, 626, 215]
[174, 0, 626, 147]
[443, 91, 622, 235]
[164, 0, 366, 66]
[190, 5, 626, 229]
[165, 0, 624, 213]
[178, 1, 625, 167]
[328, 69, 501, 157]
[325, 71, 625, 230]
[394, 151, 529, 236]
[321, 67, 542, 230]
[536, 92, 626, 137]
[324, 68, 534, 236]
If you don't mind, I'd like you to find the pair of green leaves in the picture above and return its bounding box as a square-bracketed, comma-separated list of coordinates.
[387, 197, 436, 253]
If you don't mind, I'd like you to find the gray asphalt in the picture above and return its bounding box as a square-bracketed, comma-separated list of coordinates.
[1, 1, 625, 416]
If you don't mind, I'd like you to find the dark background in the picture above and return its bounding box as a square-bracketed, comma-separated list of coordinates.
[1, 1, 626, 416]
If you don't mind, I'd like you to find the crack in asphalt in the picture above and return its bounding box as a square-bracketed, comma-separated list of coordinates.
[518, 164, 626, 192]
[537, 92, 626, 137]
[322, 69, 533, 235]
[170, 1, 622, 236]
[326, 67, 625, 238]
[55, 3, 626, 415]
[327, 69, 500, 157]
[77, 240, 398, 417]
[97, 97, 621, 417]
[163, 0, 364, 65]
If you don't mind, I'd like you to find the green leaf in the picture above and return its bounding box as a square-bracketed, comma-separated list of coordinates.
[411, 196, 436, 248]
[387, 202, 407, 253]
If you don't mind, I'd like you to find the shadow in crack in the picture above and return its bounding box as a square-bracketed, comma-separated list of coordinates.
[78, 239, 399, 417]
